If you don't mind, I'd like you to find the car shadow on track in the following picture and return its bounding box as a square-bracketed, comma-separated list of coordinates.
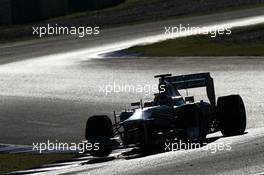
[8, 132, 249, 174]
[82, 132, 248, 164]
[81, 157, 116, 165]
[122, 136, 222, 160]
[82, 136, 225, 164]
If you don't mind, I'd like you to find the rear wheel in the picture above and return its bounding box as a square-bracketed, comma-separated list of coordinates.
[217, 95, 246, 136]
[85, 115, 114, 157]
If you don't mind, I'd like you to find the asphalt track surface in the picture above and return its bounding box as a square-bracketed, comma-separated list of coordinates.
[0, 7, 264, 175]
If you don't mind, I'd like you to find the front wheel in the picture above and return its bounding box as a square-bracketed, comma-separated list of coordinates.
[217, 95, 246, 136]
[85, 115, 114, 157]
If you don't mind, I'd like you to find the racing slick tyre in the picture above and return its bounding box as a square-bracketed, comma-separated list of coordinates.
[217, 95, 246, 136]
[85, 115, 114, 157]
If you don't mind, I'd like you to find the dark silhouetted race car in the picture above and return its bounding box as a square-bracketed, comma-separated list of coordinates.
[85, 73, 246, 157]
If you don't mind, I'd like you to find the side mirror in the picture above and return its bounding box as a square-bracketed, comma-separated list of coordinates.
[185, 96, 194, 103]
[144, 101, 154, 107]
[131, 102, 140, 107]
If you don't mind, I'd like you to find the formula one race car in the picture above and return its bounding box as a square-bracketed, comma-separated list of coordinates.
[85, 73, 246, 157]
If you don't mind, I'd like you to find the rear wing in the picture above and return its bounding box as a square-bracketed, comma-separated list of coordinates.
[157, 73, 216, 108]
